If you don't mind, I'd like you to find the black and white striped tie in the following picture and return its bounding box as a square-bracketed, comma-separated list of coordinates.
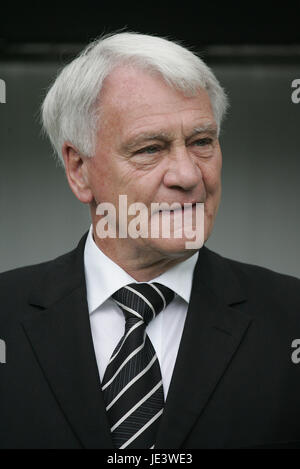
[101, 282, 175, 449]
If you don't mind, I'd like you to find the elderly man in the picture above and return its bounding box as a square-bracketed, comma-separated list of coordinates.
[1, 32, 300, 450]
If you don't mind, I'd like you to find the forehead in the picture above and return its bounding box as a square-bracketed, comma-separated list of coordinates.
[98, 65, 215, 138]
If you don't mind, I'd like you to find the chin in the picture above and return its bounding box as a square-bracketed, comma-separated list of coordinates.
[146, 236, 203, 258]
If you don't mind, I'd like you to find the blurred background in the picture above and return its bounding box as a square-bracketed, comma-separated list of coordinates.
[0, 2, 299, 277]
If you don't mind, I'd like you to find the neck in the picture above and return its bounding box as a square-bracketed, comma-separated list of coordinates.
[91, 226, 196, 282]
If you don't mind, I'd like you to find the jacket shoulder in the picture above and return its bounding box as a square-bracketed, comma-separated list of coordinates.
[0, 231, 88, 294]
[206, 247, 300, 310]
[206, 247, 299, 282]
[0, 250, 73, 289]
[0, 248, 79, 326]
[227, 253, 299, 288]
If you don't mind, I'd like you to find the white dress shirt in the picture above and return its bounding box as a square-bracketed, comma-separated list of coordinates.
[84, 225, 199, 399]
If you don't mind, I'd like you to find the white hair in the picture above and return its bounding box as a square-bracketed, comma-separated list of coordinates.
[41, 32, 229, 166]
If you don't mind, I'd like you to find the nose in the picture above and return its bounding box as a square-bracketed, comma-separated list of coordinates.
[163, 146, 202, 191]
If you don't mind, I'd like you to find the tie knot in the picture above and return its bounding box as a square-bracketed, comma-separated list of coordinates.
[112, 282, 174, 326]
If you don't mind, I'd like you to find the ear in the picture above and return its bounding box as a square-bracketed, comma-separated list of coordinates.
[62, 142, 93, 204]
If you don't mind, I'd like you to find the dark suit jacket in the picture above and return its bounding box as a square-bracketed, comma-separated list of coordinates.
[1, 232, 300, 449]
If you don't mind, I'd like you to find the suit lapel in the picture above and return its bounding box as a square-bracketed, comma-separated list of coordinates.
[22, 233, 113, 449]
[156, 247, 253, 449]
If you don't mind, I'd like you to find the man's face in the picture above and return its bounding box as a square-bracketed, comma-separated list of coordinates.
[85, 65, 222, 260]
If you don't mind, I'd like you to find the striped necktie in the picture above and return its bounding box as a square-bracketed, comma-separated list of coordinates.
[101, 282, 175, 449]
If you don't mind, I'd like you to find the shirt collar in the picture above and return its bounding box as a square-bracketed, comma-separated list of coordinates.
[84, 224, 199, 314]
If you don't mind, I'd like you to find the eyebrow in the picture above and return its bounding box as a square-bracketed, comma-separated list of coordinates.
[189, 124, 218, 138]
[122, 123, 218, 152]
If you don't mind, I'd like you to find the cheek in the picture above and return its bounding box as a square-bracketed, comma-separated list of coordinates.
[202, 163, 221, 197]
[87, 157, 117, 202]
[126, 165, 164, 201]
[126, 179, 157, 205]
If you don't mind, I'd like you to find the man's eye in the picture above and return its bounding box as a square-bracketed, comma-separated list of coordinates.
[192, 138, 213, 147]
[135, 145, 160, 155]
